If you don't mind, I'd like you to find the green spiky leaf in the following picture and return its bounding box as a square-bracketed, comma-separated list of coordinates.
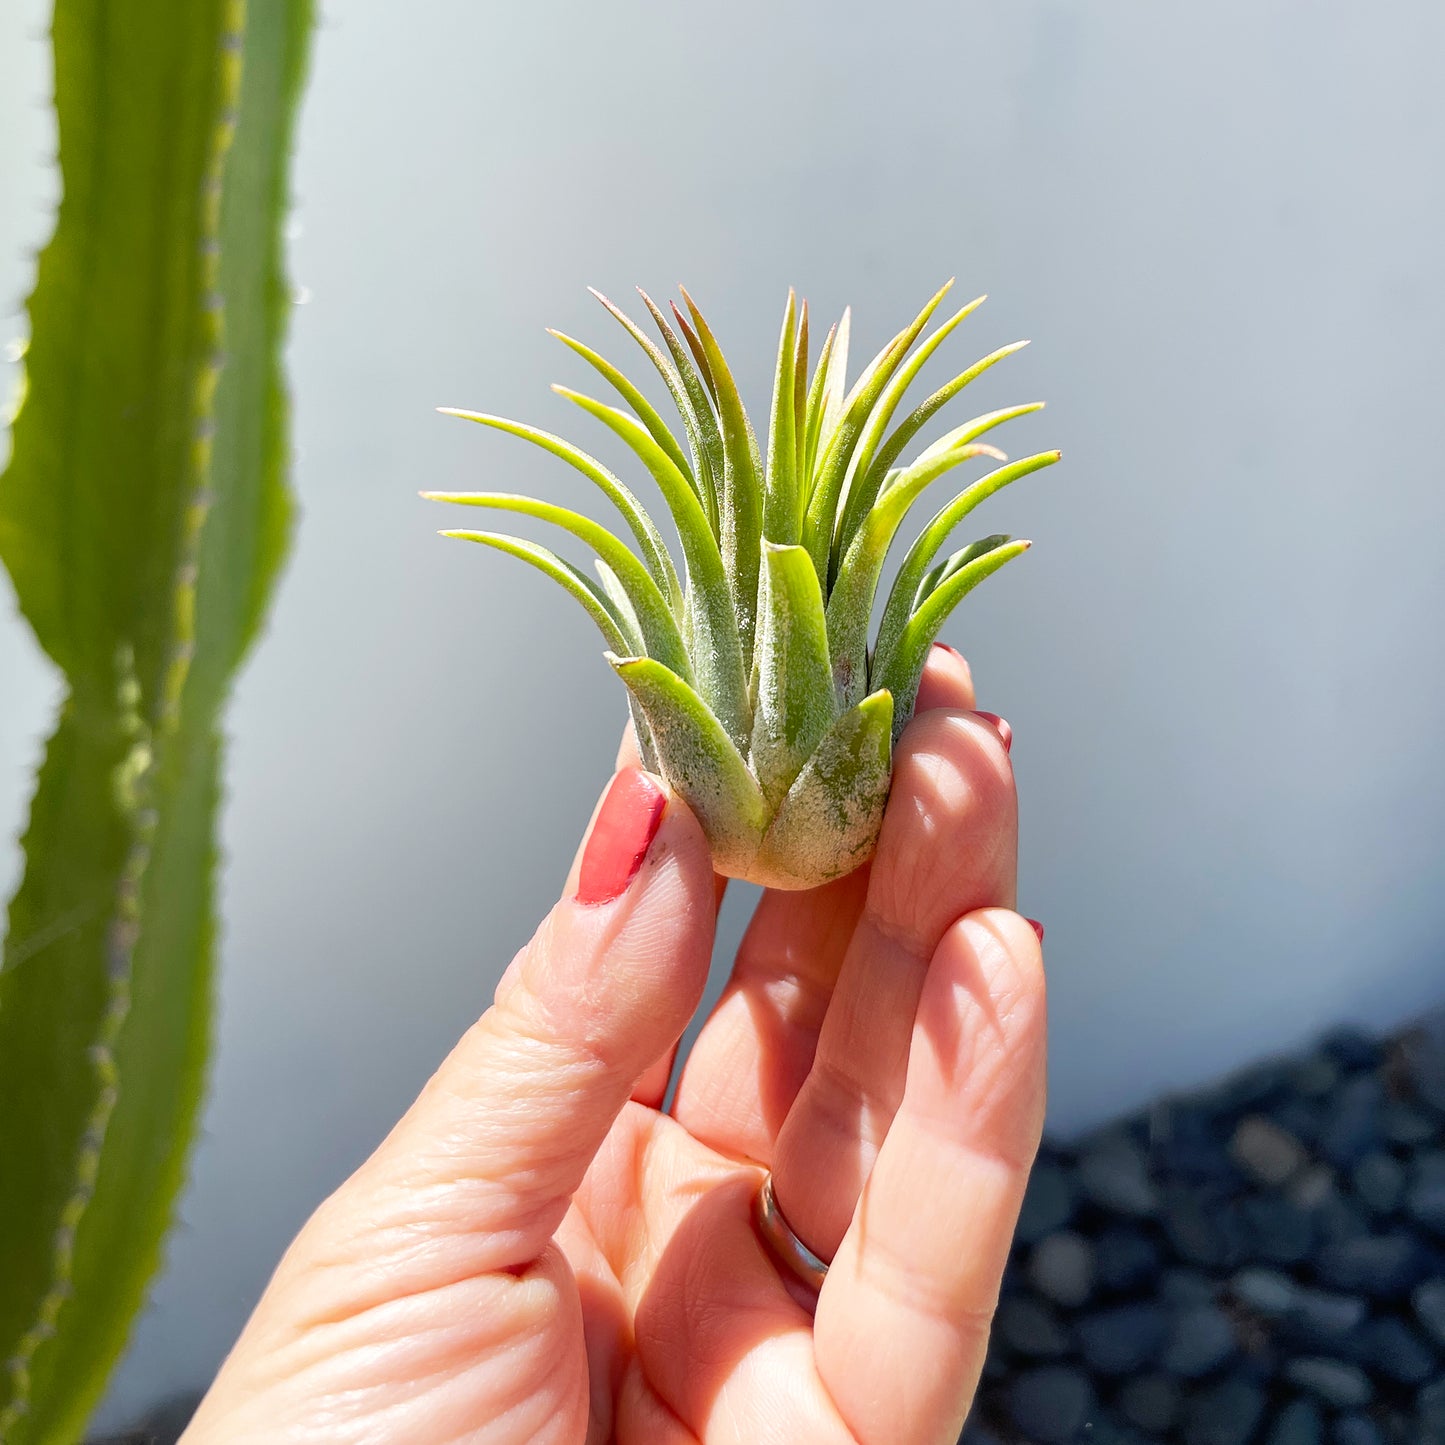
[429, 493, 692, 683]
[874, 539, 1034, 729]
[436, 409, 682, 610]
[550, 386, 749, 744]
[546, 327, 697, 491]
[802, 279, 953, 581]
[750, 542, 838, 808]
[753, 690, 895, 890]
[873, 449, 1062, 677]
[607, 655, 768, 878]
[826, 441, 1007, 710]
[677, 288, 765, 674]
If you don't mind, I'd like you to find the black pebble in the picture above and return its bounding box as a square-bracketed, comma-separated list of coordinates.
[1075, 1302, 1168, 1375]
[1014, 1159, 1077, 1245]
[1181, 1378, 1267, 1445]
[1319, 1075, 1385, 1169]
[1164, 1190, 1244, 1270]
[1005, 1365, 1094, 1444]
[1283, 1286, 1366, 1348]
[1358, 1314, 1439, 1385]
[1263, 1397, 1324, 1445]
[1419, 1377, 1445, 1442]
[993, 1295, 1071, 1359]
[1027, 1230, 1095, 1308]
[1238, 1193, 1315, 1265]
[1315, 1233, 1423, 1298]
[1079, 1131, 1161, 1217]
[1282, 1356, 1373, 1408]
[1350, 1153, 1405, 1216]
[1117, 1373, 1180, 1434]
[1415, 1278, 1445, 1348]
[1095, 1227, 1163, 1293]
[1319, 1026, 1382, 1070]
[1162, 1303, 1238, 1378]
[1332, 1413, 1386, 1445]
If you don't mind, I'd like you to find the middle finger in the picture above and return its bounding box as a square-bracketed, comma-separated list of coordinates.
[671, 643, 977, 1163]
[769, 703, 1018, 1259]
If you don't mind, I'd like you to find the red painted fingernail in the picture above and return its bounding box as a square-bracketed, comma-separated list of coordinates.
[1027, 918, 1045, 943]
[974, 711, 1013, 753]
[933, 641, 965, 661]
[576, 768, 667, 904]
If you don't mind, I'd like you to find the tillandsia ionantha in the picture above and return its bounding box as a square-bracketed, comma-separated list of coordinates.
[425, 281, 1059, 889]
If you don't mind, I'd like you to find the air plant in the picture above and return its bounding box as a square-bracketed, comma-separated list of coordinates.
[425, 281, 1058, 888]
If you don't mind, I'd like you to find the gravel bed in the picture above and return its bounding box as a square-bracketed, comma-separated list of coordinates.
[963, 1016, 1445, 1445]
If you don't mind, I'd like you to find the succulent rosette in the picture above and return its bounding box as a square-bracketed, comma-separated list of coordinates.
[427, 281, 1057, 888]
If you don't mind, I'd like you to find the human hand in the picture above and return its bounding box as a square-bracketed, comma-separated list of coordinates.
[183, 644, 1047, 1444]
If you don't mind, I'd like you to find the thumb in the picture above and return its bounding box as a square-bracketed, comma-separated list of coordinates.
[308, 767, 715, 1277]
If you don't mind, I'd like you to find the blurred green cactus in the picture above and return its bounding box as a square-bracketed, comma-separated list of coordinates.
[0, 1, 312, 1438]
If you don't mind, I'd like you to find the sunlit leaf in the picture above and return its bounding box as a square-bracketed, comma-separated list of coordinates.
[431, 492, 691, 682]
[607, 654, 768, 878]
[749, 541, 837, 809]
[753, 689, 893, 890]
[435, 409, 682, 610]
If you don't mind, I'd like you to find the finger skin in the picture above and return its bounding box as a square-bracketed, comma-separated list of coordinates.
[672, 643, 978, 1164]
[815, 910, 1047, 1444]
[769, 708, 1018, 1258]
[186, 779, 716, 1443]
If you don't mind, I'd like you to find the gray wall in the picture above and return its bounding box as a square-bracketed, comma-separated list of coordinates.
[2, 0, 1443, 1426]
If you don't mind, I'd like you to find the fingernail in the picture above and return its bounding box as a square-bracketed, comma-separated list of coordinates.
[933, 641, 965, 662]
[973, 710, 1013, 753]
[1027, 918, 1045, 943]
[577, 768, 667, 905]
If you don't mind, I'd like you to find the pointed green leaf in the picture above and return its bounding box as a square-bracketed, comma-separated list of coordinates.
[430, 493, 692, 682]
[873, 449, 1060, 676]
[669, 302, 719, 405]
[874, 540, 1033, 732]
[545, 327, 696, 492]
[802, 280, 953, 582]
[677, 287, 765, 676]
[435, 409, 682, 610]
[763, 290, 800, 545]
[911, 534, 1012, 611]
[861, 340, 1032, 501]
[833, 294, 987, 562]
[817, 306, 851, 454]
[437, 531, 633, 654]
[749, 541, 839, 809]
[607, 655, 769, 879]
[552, 386, 750, 744]
[792, 300, 811, 500]
[634, 289, 727, 532]
[753, 690, 894, 890]
[590, 289, 721, 533]
[910, 401, 1045, 468]
[592, 562, 659, 769]
[803, 315, 842, 488]
[825, 442, 1004, 709]
[592, 559, 648, 654]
